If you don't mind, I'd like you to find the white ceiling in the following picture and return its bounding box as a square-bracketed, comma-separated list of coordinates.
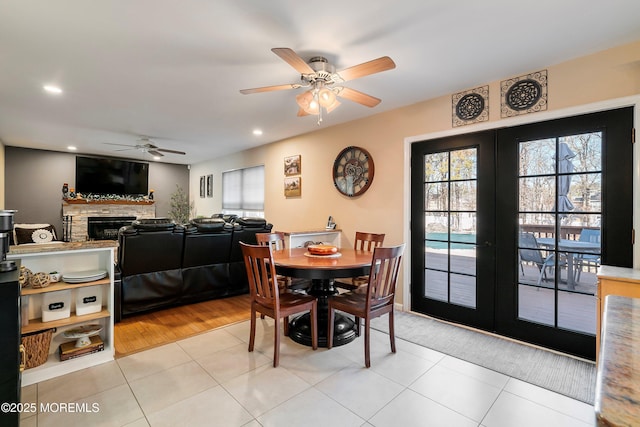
[1, 0, 639, 165]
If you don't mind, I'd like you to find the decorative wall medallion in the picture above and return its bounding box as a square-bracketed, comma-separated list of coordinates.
[332, 146, 374, 197]
[500, 69, 547, 118]
[452, 86, 489, 127]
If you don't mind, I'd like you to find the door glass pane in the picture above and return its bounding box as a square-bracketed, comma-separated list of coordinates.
[424, 148, 477, 309]
[560, 133, 601, 173]
[450, 212, 476, 237]
[519, 138, 555, 176]
[450, 181, 477, 211]
[518, 285, 554, 326]
[519, 177, 555, 211]
[425, 182, 448, 210]
[517, 133, 601, 335]
[450, 148, 477, 180]
[558, 290, 597, 334]
[425, 269, 448, 301]
[569, 174, 601, 213]
[450, 243, 476, 275]
[424, 152, 449, 181]
[451, 273, 476, 308]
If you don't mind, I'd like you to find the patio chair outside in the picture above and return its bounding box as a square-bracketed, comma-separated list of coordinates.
[519, 232, 565, 286]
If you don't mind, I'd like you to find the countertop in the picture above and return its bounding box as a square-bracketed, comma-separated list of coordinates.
[281, 229, 341, 235]
[595, 294, 640, 426]
[8, 240, 118, 255]
[597, 265, 640, 283]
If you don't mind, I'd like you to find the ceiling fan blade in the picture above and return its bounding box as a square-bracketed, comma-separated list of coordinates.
[240, 83, 302, 95]
[335, 56, 396, 82]
[147, 150, 164, 157]
[271, 48, 315, 74]
[104, 142, 136, 148]
[157, 148, 186, 155]
[337, 87, 381, 108]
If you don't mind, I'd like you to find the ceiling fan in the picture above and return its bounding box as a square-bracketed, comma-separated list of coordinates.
[104, 137, 186, 157]
[240, 48, 396, 124]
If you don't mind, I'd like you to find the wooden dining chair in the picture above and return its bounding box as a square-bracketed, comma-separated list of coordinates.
[255, 232, 311, 292]
[334, 231, 385, 292]
[327, 244, 405, 368]
[240, 242, 318, 367]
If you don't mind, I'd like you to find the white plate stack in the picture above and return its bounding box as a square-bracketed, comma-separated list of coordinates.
[62, 269, 108, 284]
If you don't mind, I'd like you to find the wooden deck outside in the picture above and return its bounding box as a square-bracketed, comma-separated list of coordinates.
[424, 250, 597, 335]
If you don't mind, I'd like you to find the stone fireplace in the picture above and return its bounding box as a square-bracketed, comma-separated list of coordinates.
[62, 201, 156, 242]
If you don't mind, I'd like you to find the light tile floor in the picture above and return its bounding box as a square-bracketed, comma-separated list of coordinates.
[21, 318, 596, 426]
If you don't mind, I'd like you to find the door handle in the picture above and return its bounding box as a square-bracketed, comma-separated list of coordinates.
[19, 344, 26, 372]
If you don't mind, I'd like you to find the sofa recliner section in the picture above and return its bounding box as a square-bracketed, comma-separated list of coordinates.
[115, 217, 272, 321]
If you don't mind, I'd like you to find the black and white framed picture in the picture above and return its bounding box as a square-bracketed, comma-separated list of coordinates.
[500, 69, 548, 118]
[206, 174, 213, 197]
[199, 176, 205, 198]
[452, 85, 489, 127]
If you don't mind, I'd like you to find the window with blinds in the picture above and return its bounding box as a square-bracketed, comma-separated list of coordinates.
[222, 165, 265, 218]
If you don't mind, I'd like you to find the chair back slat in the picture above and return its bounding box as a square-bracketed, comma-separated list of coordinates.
[241, 242, 279, 306]
[354, 232, 385, 252]
[366, 244, 405, 309]
[579, 228, 601, 244]
[256, 232, 287, 251]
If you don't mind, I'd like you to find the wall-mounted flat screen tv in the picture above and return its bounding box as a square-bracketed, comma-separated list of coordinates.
[75, 156, 149, 195]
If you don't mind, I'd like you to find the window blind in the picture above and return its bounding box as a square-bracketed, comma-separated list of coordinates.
[222, 165, 264, 211]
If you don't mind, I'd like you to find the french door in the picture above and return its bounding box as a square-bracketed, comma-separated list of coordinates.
[410, 130, 496, 330]
[411, 107, 633, 359]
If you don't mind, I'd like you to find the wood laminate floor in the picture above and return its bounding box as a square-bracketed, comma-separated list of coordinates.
[114, 294, 251, 357]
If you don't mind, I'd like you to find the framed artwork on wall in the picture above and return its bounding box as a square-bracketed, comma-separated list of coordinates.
[199, 176, 205, 198]
[284, 155, 301, 176]
[206, 174, 213, 197]
[284, 177, 301, 198]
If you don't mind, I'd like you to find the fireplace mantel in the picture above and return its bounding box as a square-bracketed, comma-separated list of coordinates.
[64, 199, 154, 205]
[62, 200, 156, 242]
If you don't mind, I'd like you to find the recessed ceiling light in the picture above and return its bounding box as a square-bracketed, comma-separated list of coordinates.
[253, 129, 263, 136]
[43, 85, 63, 94]
[153, 156, 162, 161]
[67, 146, 77, 151]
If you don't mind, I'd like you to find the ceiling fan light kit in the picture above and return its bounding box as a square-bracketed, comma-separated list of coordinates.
[240, 48, 395, 125]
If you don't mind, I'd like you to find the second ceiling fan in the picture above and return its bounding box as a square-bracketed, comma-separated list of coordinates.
[105, 137, 186, 158]
[240, 48, 396, 123]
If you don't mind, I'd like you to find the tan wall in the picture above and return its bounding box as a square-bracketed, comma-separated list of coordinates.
[192, 41, 640, 304]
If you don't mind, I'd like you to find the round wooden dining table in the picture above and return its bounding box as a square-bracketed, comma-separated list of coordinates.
[272, 247, 373, 347]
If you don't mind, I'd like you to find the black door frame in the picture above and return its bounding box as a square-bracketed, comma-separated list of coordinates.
[494, 106, 633, 360]
[410, 130, 496, 330]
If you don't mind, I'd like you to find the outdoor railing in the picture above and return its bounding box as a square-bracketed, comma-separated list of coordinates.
[519, 225, 598, 241]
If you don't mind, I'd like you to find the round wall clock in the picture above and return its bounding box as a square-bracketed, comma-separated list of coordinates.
[332, 146, 375, 197]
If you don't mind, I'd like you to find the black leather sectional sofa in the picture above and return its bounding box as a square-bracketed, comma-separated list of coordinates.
[114, 216, 272, 321]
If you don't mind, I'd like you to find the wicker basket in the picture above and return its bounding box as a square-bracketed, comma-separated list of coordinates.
[18, 266, 32, 288]
[29, 272, 51, 289]
[21, 328, 54, 369]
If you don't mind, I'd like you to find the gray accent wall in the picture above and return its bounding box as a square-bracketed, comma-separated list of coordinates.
[5, 147, 189, 235]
